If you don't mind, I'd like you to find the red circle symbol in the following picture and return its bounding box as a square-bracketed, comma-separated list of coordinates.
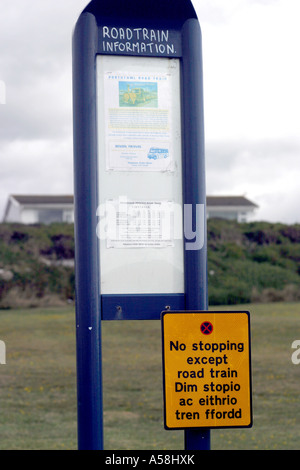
[200, 321, 213, 335]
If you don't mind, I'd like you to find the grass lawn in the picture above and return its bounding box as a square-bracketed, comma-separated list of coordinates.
[0, 302, 299, 450]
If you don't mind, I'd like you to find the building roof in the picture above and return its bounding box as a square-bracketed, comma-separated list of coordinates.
[206, 196, 258, 208]
[10, 195, 74, 205]
[9, 195, 257, 207]
[7, 194, 258, 209]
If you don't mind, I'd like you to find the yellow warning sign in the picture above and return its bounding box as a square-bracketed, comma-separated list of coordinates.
[161, 311, 252, 430]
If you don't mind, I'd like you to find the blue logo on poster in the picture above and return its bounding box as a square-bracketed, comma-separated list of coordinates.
[147, 148, 169, 160]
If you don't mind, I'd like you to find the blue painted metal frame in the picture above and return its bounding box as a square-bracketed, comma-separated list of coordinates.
[73, 0, 209, 450]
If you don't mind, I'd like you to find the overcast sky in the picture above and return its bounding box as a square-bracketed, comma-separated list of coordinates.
[0, 0, 299, 223]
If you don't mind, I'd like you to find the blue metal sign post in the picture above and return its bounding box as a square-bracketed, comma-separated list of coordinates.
[73, 0, 209, 450]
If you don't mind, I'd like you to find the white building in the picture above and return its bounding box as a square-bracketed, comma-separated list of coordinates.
[2, 195, 74, 224]
[206, 196, 258, 222]
[2, 194, 257, 225]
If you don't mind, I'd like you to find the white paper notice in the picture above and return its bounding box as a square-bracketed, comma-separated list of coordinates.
[104, 199, 175, 248]
[104, 71, 174, 171]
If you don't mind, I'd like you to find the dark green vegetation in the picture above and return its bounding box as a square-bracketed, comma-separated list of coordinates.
[0, 223, 75, 308]
[0, 219, 299, 308]
[207, 219, 300, 305]
[0, 303, 299, 449]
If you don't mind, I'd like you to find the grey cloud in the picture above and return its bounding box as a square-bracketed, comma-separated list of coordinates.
[205, 137, 300, 223]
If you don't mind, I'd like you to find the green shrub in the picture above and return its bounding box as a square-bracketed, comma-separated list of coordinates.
[0, 223, 75, 308]
[221, 242, 246, 260]
[209, 280, 251, 306]
[0, 220, 299, 308]
[207, 218, 300, 305]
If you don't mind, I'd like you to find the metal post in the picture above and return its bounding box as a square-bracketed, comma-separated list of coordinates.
[181, 18, 211, 451]
[185, 429, 211, 450]
[73, 12, 104, 450]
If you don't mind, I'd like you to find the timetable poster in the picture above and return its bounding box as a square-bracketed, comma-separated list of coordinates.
[103, 71, 174, 172]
